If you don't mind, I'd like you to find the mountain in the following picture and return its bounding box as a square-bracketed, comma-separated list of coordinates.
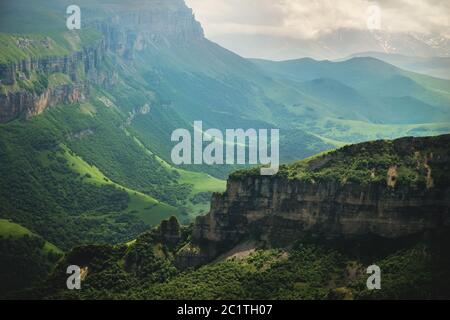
[1, 1, 449, 149]
[212, 28, 450, 61]
[0, 0, 231, 252]
[31, 134, 450, 300]
[0, 0, 450, 299]
[250, 56, 450, 141]
[345, 52, 450, 80]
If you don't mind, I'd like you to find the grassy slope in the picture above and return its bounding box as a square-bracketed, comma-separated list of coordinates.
[0, 218, 63, 298]
[0, 219, 61, 255]
[60, 144, 182, 226]
[172, 166, 226, 217]
[0, 219, 33, 237]
[177, 169, 225, 195]
[129, 133, 226, 195]
[0, 30, 102, 64]
[0, 97, 187, 248]
[127, 132, 226, 217]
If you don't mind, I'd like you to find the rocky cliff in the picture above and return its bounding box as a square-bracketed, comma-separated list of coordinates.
[0, 0, 203, 122]
[97, 0, 204, 57]
[0, 83, 89, 122]
[180, 135, 450, 265]
[0, 36, 110, 122]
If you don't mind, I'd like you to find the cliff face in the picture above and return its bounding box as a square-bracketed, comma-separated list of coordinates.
[0, 39, 108, 122]
[0, 0, 203, 122]
[186, 135, 450, 263]
[0, 83, 89, 122]
[98, 0, 204, 57]
[194, 177, 449, 247]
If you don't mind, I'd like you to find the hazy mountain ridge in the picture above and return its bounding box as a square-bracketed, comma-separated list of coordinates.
[250, 57, 450, 142]
[212, 28, 450, 62]
[345, 52, 450, 80]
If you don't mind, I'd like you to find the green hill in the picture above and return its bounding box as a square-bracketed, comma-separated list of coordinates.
[0, 219, 61, 254]
[0, 219, 63, 298]
[0, 94, 203, 249]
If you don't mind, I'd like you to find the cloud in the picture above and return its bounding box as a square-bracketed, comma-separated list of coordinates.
[185, 0, 450, 39]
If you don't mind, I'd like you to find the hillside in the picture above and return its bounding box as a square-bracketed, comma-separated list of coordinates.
[0, 0, 231, 252]
[0, 219, 62, 298]
[30, 135, 450, 300]
[346, 52, 450, 80]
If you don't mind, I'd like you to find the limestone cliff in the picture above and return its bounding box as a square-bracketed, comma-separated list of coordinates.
[0, 0, 203, 122]
[0, 83, 89, 122]
[97, 0, 204, 58]
[180, 135, 450, 265]
[0, 35, 112, 122]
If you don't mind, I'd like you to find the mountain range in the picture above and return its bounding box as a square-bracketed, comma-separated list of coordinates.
[212, 28, 450, 61]
[0, 0, 449, 299]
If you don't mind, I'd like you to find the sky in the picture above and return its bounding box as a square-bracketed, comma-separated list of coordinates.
[185, 0, 450, 40]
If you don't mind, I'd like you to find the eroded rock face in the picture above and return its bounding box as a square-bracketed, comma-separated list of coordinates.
[0, 42, 105, 122]
[159, 216, 182, 246]
[0, 83, 90, 122]
[195, 178, 449, 246]
[0, 0, 203, 122]
[190, 136, 450, 263]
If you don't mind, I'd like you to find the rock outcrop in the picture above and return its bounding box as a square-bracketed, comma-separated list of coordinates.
[0, 83, 90, 122]
[158, 216, 182, 246]
[0, 40, 106, 122]
[185, 135, 450, 264]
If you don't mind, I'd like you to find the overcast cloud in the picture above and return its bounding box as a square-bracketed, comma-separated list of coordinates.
[185, 0, 450, 39]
